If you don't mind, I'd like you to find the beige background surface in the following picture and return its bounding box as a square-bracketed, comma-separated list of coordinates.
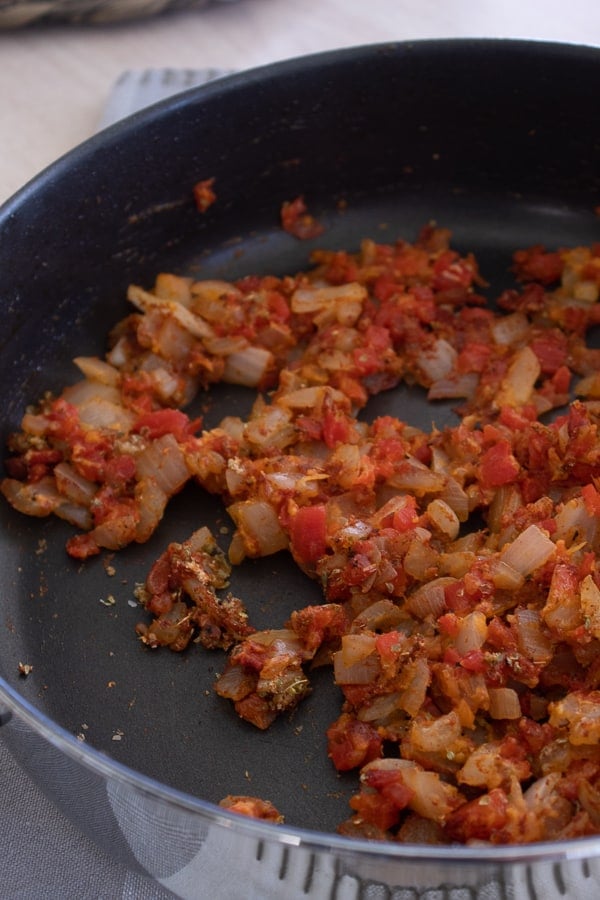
[2, 0, 600, 203]
[2, 2, 600, 896]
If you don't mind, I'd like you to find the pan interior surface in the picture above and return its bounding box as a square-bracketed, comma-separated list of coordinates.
[1, 38, 600, 853]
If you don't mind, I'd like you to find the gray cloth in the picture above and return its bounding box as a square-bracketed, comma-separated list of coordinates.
[0, 736, 174, 899]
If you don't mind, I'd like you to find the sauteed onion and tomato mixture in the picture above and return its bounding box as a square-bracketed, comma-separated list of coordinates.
[5, 220, 600, 845]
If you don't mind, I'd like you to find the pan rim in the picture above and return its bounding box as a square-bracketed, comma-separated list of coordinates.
[3, 35, 600, 870]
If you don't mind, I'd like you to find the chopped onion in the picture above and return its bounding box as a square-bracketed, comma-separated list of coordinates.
[136, 433, 190, 496]
[426, 498, 460, 540]
[575, 372, 600, 399]
[487, 484, 524, 538]
[357, 691, 403, 723]
[227, 499, 289, 558]
[190, 279, 243, 320]
[334, 634, 380, 684]
[0, 477, 61, 516]
[399, 657, 430, 717]
[554, 496, 598, 548]
[134, 477, 168, 543]
[580, 574, 600, 639]
[549, 691, 600, 746]
[458, 742, 505, 788]
[417, 339, 457, 383]
[248, 628, 303, 650]
[428, 373, 478, 400]
[54, 501, 93, 530]
[154, 272, 193, 306]
[403, 529, 439, 580]
[54, 462, 97, 506]
[291, 282, 367, 327]
[361, 758, 460, 824]
[486, 557, 525, 591]
[513, 607, 554, 665]
[222, 346, 273, 387]
[333, 652, 381, 685]
[409, 711, 462, 753]
[439, 477, 470, 523]
[387, 457, 446, 495]
[73, 356, 120, 386]
[406, 577, 456, 619]
[215, 664, 256, 701]
[204, 335, 249, 356]
[494, 346, 541, 408]
[244, 405, 295, 451]
[454, 610, 488, 656]
[500, 524, 555, 576]
[491, 311, 530, 346]
[350, 600, 404, 633]
[62, 380, 136, 432]
[20, 411, 51, 436]
[127, 284, 214, 339]
[277, 385, 348, 410]
[90, 508, 139, 551]
[330, 443, 363, 490]
[488, 687, 522, 720]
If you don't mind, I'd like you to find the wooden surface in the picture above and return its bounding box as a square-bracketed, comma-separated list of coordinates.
[1, 0, 600, 203]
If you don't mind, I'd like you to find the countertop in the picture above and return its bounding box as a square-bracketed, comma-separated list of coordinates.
[2, 1, 600, 897]
[3, 0, 600, 204]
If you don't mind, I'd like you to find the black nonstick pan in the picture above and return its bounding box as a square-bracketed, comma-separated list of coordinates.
[2, 39, 600, 898]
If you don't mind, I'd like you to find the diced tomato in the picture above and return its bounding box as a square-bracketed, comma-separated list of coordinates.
[235, 694, 276, 730]
[66, 532, 100, 559]
[486, 617, 518, 652]
[459, 649, 487, 674]
[320, 250, 359, 285]
[23, 448, 63, 482]
[457, 341, 491, 373]
[133, 408, 201, 441]
[549, 365, 571, 394]
[348, 790, 399, 832]
[444, 579, 471, 614]
[104, 454, 137, 487]
[322, 409, 351, 448]
[234, 639, 270, 673]
[392, 496, 418, 533]
[530, 332, 568, 375]
[352, 346, 384, 377]
[280, 196, 324, 240]
[445, 789, 509, 843]
[438, 612, 460, 637]
[363, 767, 415, 811]
[479, 440, 520, 488]
[289, 504, 328, 565]
[266, 290, 291, 323]
[295, 416, 323, 442]
[327, 713, 382, 771]
[289, 603, 347, 652]
[432, 250, 476, 292]
[71, 437, 113, 482]
[47, 398, 82, 442]
[582, 483, 600, 516]
[375, 630, 404, 670]
[513, 245, 563, 284]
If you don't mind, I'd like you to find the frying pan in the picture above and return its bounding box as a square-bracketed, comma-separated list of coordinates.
[2, 39, 600, 898]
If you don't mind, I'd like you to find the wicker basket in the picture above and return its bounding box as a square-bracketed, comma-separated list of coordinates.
[0, 0, 238, 27]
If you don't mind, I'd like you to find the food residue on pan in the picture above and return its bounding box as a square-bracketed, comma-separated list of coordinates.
[6, 221, 600, 844]
[219, 794, 284, 823]
[280, 195, 324, 239]
[193, 177, 217, 213]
